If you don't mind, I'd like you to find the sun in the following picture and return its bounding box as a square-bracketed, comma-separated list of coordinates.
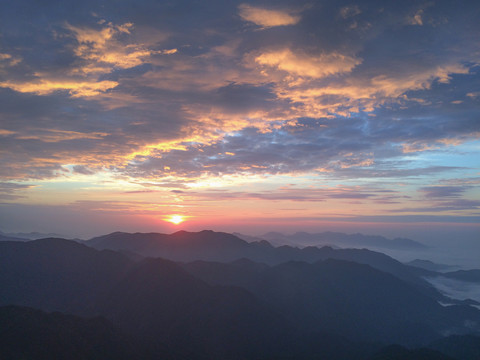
[165, 214, 185, 225]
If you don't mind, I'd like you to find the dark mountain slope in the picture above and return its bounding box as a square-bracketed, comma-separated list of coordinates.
[184, 258, 480, 345]
[368, 344, 455, 360]
[0, 238, 379, 360]
[0, 305, 167, 360]
[429, 335, 480, 360]
[99, 257, 295, 360]
[0, 238, 132, 314]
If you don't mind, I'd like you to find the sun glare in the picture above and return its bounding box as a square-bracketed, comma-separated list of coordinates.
[165, 214, 185, 225]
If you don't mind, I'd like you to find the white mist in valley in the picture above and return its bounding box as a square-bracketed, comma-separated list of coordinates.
[425, 277, 480, 305]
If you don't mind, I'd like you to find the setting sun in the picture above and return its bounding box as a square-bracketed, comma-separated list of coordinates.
[165, 214, 185, 225]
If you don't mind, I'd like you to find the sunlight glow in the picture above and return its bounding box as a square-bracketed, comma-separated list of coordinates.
[165, 214, 185, 225]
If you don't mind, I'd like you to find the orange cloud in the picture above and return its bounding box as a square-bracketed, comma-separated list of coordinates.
[254, 48, 360, 79]
[238, 4, 301, 28]
[0, 52, 21, 67]
[403, 133, 480, 153]
[15, 129, 108, 142]
[0, 129, 16, 136]
[250, 61, 471, 118]
[0, 79, 118, 97]
[0, 21, 177, 99]
[407, 9, 424, 26]
[66, 22, 174, 74]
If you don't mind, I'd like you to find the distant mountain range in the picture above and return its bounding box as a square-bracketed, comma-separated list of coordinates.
[234, 231, 428, 250]
[441, 270, 480, 283]
[1, 230, 479, 359]
[0, 230, 69, 240]
[406, 259, 458, 272]
[87, 230, 439, 298]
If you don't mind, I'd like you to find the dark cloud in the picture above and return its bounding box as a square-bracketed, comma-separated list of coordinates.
[0, 182, 35, 200]
[419, 186, 468, 198]
[170, 185, 402, 203]
[72, 165, 95, 175]
[212, 82, 277, 113]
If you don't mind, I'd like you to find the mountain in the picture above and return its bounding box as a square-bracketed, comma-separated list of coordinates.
[369, 334, 480, 360]
[0, 305, 164, 360]
[0, 238, 132, 314]
[99, 257, 296, 360]
[442, 270, 480, 283]
[0, 233, 28, 242]
[0, 238, 290, 359]
[235, 231, 301, 247]
[253, 231, 428, 250]
[406, 259, 458, 272]
[88, 230, 250, 261]
[368, 344, 455, 360]
[183, 258, 480, 345]
[0, 230, 69, 240]
[0, 238, 371, 359]
[87, 230, 440, 298]
[428, 335, 480, 360]
[2, 235, 479, 359]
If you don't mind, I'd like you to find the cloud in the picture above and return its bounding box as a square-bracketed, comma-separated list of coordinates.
[339, 5, 361, 19]
[168, 184, 398, 203]
[426, 277, 480, 305]
[13, 129, 108, 142]
[0, 52, 21, 67]
[118, 115, 471, 182]
[238, 4, 301, 28]
[333, 166, 465, 180]
[0, 19, 174, 99]
[72, 165, 95, 175]
[65, 21, 172, 73]
[407, 9, 424, 26]
[253, 48, 360, 79]
[0, 182, 35, 200]
[0, 79, 118, 97]
[419, 186, 468, 199]
[391, 199, 480, 213]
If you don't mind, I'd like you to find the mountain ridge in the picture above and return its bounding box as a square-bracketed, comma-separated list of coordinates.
[86, 230, 441, 299]
[235, 231, 428, 250]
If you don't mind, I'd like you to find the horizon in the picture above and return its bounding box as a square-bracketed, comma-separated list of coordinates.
[3, 225, 479, 269]
[0, 0, 479, 253]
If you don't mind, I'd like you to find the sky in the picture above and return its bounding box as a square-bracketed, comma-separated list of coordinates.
[0, 0, 479, 244]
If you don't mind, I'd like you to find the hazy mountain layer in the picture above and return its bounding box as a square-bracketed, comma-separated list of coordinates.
[406, 259, 458, 272]
[87, 230, 440, 298]
[242, 231, 428, 250]
[1, 234, 479, 359]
